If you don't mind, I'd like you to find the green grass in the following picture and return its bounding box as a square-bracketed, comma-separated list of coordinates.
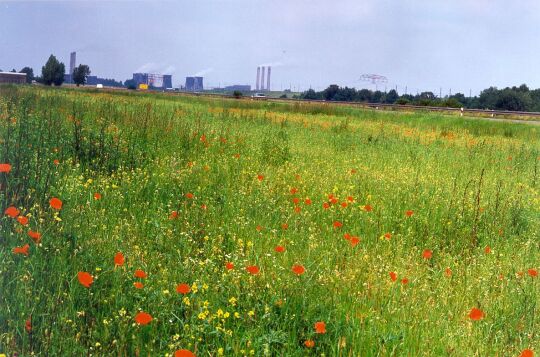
[1, 85, 539, 356]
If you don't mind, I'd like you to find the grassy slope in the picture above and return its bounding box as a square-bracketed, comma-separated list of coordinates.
[1, 85, 539, 356]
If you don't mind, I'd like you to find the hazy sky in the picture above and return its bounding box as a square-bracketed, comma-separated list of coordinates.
[1, 0, 540, 94]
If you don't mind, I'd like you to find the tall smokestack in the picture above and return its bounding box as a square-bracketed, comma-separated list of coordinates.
[266, 66, 271, 92]
[256, 67, 260, 91]
[260, 66, 265, 91]
[70, 52, 76, 75]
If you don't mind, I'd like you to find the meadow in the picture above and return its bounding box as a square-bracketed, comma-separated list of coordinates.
[0, 85, 538, 356]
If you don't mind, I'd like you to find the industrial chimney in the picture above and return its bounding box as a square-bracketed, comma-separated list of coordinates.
[266, 66, 271, 92]
[260, 66, 265, 91]
[256, 67, 260, 91]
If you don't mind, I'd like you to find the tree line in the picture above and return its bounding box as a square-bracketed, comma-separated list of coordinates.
[299, 84, 540, 112]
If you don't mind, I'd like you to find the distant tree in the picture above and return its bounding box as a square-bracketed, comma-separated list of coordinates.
[384, 89, 399, 103]
[323, 85, 340, 101]
[279, 94, 287, 98]
[396, 98, 410, 105]
[41, 55, 65, 86]
[478, 87, 499, 109]
[357, 89, 371, 102]
[302, 89, 320, 100]
[19, 67, 34, 84]
[442, 98, 462, 108]
[233, 90, 242, 99]
[72, 64, 91, 86]
[495, 89, 531, 111]
[124, 79, 137, 90]
[10, 69, 16, 73]
[370, 90, 384, 103]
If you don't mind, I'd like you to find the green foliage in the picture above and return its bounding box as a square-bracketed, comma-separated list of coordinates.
[232, 90, 242, 99]
[72, 64, 91, 87]
[19, 67, 34, 84]
[41, 55, 65, 86]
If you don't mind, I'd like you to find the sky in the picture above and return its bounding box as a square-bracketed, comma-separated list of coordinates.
[1, 0, 540, 95]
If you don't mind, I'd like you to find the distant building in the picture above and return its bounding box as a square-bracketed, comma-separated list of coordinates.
[0, 72, 26, 84]
[185, 77, 203, 91]
[133, 73, 173, 89]
[224, 85, 251, 92]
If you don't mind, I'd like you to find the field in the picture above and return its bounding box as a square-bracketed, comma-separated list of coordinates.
[0, 85, 539, 356]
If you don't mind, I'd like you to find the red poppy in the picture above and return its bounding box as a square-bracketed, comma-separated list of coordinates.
[185, 192, 194, 199]
[304, 198, 312, 205]
[292, 264, 305, 275]
[233, 153, 240, 159]
[12, 244, 30, 256]
[389, 271, 397, 282]
[341, 202, 348, 208]
[0, 163, 12, 173]
[49, 197, 63, 210]
[422, 249, 433, 259]
[275, 245, 285, 253]
[134, 269, 147, 278]
[469, 308, 484, 321]
[304, 340, 315, 348]
[343, 233, 351, 240]
[246, 265, 260, 275]
[314, 321, 326, 334]
[333, 221, 343, 228]
[175, 350, 196, 357]
[350, 236, 360, 247]
[528, 269, 538, 277]
[135, 312, 152, 325]
[330, 198, 338, 204]
[53, 159, 60, 165]
[200, 204, 207, 210]
[405, 210, 414, 217]
[347, 196, 354, 202]
[225, 262, 234, 270]
[401, 277, 409, 285]
[384, 232, 392, 240]
[322, 202, 330, 209]
[169, 211, 179, 220]
[134, 282, 144, 289]
[445, 267, 452, 277]
[176, 283, 191, 294]
[294, 206, 301, 213]
[281, 223, 288, 230]
[77, 272, 93, 288]
[17, 216, 29, 226]
[25, 318, 31, 333]
[4, 206, 19, 218]
[484, 246, 491, 254]
[520, 349, 534, 357]
[200, 134, 206, 142]
[290, 187, 298, 194]
[114, 252, 125, 267]
[256, 225, 263, 231]
[364, 205, 373, 212]
[292, 197, 300, 205]
[350, 169, 357, 174]
[93, 193, 102, 200]
[257, 174, 264, 182]
[28, 230, 42, 244]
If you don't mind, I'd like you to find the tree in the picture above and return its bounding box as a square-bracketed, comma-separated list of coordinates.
[323, 85, 340, 101]
[495, 89, 531, 111]
[41, 55, 65, 86]
[233, 90, 242, 99]
[124, 79, 137, 90]
[72, 64, 91, 86]
[19, 67, 34, 84]
[384, 89, 399, 103]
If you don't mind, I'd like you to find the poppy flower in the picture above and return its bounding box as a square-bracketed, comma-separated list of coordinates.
[333, 221, 343, 228]
[364, 205, 373, 212]
[314, 321, 326, 334]
[350, 169, 357, 174]
[350, 236, 360, 247]
[225, 262, 234, 270]
[185, 192, 194, 199]
[294, 206, 301, 213]
[520, 349, 534, 357]
[322, 202, 330, 209]
[405, 210, 414, 217]
[25, 318, 31, 333]
[292, 197, 300, 205]
[422, 249, 433, 259]
[133, 282, 144, 289]
[12, 244, 30, 256]
[135, 312, 153, 325]
[53, 159, 60, 165]
[0, 163, 11, 173]
[330, 198, 338, 204]
[274, 245, 285, 253]
[169, 211, 179, 220]
[233, 153, 240, 159]
[389, 271, 397, 282]
[292, 264, 306, 275]
[341, 202, 348, 208]
[200, 134, 206, 142]
[484, 246, 491, 254]
[445, 267, 452, 277]
[4, 206, 19, 218]
[175, 350, 196, 357]
[304, 198, 312, 205]
[528, 269, 538, 278]
[281, 223, 288, 230]
[28, 230, 42, 244]
[93, 193, 102, 200]
[246, 265, 260, 275]
[256, 225, 263, 231]
[343, 233, 351, 240]
[114, 252, 125, 267]
[401, 277, 409, 285]
[469, 308, 484, 321]
[290, 187, 298, 194]
[176, 283, 191, 294]
[384, 233, 392, 240]
[77, 272, 93, 288]
[134, 269, 147, 278]
[17, 215, 29, 226]
[49, 197, 63, 210]
[257, 174, 264, 182]
[304, 340, 315, 348]
[347, 196, 354, 202]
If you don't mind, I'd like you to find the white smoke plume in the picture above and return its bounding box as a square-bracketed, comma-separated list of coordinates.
[193, 67, 214, 76]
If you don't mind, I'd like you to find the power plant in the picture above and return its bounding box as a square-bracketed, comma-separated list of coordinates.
[185, 76, 204, 91]
[133, 73, 173, 89]
[255, 66, 271, 91]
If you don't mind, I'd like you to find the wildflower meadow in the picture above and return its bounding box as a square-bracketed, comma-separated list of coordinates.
[0, 85, 538, 356]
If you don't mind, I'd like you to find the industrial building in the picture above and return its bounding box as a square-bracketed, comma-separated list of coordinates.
[185, 77, 204, 91]
[255, 66, 271, 91]
[132, 73, 172, 89]
[0, 72, 27, 84]
[64, 51, 77, 84]
[224, 85, 251, 92]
